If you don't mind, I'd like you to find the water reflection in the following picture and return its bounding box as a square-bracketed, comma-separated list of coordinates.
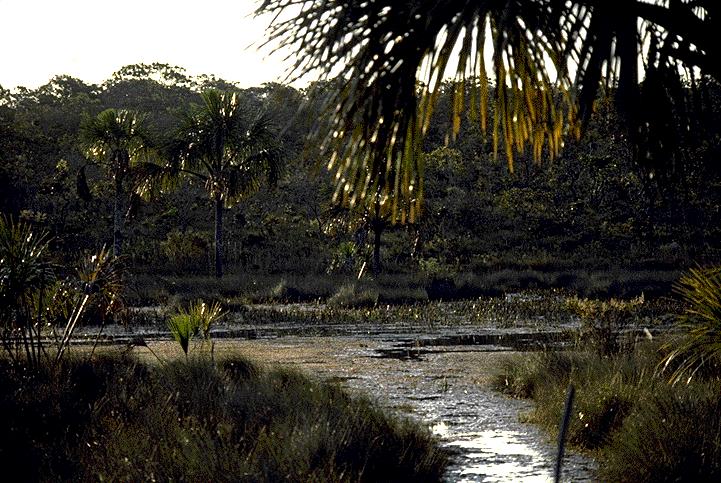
[443, 430, 552, 482]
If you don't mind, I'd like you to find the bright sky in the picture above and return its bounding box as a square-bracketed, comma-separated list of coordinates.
[0, 0, 297, 90]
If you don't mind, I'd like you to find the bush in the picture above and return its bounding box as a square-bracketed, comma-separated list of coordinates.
[660, 266, 721, 384]
[0, 354, 448, 482]
[328, 283, 379, 308]
[566, 295, 644, 355]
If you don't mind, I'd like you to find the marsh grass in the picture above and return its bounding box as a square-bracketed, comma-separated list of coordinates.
[126, 268, 681, 309]
[493, 343, 721, 480]
[0, 353, 447, 482]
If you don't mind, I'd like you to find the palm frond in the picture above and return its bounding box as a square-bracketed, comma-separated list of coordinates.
[258, 0, 719, 222]
[171, 90, 283, 204]
[0, 215, 54, 312]
[661, 266, 721, 385]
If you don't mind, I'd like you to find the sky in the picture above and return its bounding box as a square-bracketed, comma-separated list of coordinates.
[0, 0, 298, 90]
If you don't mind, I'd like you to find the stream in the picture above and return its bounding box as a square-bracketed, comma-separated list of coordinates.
[74, 303, 598, 481]
[207, 334, 598, 482]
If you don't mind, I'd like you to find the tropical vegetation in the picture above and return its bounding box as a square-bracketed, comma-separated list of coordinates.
[168, 90, 282, 277]
[0, 353, 448, 481]
[258, 0, 719, 221]
[0, 2, 720, 474]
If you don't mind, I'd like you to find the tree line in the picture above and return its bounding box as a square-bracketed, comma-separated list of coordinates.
[1, 63, 719, 281]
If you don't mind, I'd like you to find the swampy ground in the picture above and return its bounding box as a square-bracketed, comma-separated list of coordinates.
[69, 295, 684, 481]
[113, 306, 600, 482]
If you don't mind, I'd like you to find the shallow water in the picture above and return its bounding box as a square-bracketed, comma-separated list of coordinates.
[313, 338, 597, 482]
[73, 304, 598, 481]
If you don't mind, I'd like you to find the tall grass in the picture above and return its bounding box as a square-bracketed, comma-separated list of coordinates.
[0, 353, 448, 482]
[493, 342, 721, 480]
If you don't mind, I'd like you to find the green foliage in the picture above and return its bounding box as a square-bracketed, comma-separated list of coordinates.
[328, 241, 360, 274]
[159, 229, 209, 269]
[167, 300, 224, 355]
[566, 295, 645, 355]
[2, 63, 720, 291]
[494, 343, 721, 479]
[661, 266, 721, 384]
[0, 354, 448, 481]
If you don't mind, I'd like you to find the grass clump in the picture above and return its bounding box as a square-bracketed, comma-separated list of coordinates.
[602, 381, 721, 482]
[493, 343, 721, 480]
[328, 283, 379, 308]
[0, 353, 447, 482]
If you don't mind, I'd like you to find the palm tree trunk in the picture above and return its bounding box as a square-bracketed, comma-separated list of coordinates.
[113, 176, 124, 258]
[371, 196, 383, 275]
[372, 223, 382, 275]
[214, 194, 224, 278]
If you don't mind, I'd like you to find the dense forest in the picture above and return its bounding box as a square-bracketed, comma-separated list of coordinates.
[1, 62, 720, 302]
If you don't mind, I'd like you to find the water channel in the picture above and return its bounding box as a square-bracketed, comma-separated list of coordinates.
[78, 306, 598, 481]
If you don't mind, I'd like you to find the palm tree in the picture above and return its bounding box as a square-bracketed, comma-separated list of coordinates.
[0, 216, 53, 368]
[171, 90, 281, 278]
[80, 109, 155, 257]
[257, 0, 719, 222]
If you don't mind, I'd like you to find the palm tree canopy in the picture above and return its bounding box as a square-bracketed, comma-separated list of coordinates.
[257, 0, 719, 222]
[80, 109, 153, 177]
[80, 108, 169, 201]
[171, 90, 282, 205]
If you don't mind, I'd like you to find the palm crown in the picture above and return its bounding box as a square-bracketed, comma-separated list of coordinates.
[172, 90, 280, 205]
[80, 108, 156, 256]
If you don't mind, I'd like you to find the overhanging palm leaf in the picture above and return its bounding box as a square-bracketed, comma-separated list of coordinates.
[258, 0, 718, 222]
[661, 266, 721, 385]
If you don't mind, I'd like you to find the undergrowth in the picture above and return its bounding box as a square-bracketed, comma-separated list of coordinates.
[493, 342, 721, 481]
[0, 354, 448, 482]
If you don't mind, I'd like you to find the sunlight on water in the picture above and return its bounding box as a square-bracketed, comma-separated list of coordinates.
[435, 427, 554, 482]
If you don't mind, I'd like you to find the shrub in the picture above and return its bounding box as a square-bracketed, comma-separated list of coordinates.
[328, 283, 379, 308]
[660, 266, 721, 384]
[566, 294, 644, 355]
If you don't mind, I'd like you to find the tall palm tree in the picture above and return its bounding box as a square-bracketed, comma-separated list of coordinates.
[80, 109, 155, 257]
[171, 90, 281, 278]
[257, 0, 719, 222]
